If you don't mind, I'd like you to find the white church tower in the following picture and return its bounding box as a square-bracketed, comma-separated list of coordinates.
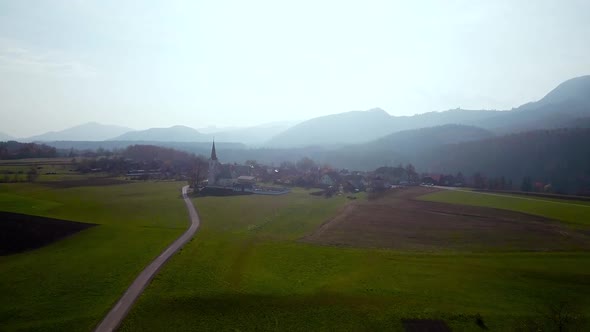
[208, 140, 220, 185]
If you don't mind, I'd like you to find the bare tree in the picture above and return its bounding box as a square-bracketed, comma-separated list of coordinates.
[405, 163, 418, 183]
[190, 156, 208, 188]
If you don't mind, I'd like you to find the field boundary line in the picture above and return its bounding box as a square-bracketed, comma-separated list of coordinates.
[434, 186, 590, 208]
[93, 185, 200, 332]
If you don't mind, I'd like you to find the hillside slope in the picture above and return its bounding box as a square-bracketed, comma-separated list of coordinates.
[414, 128, 590, 194]
[321, 126, 590, 194]
[267, 108, 395, 147]
[472, 75, 590, 132]
[322, 124, 494, 170]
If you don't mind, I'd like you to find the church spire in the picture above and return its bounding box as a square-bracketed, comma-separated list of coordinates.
[210, 140, 217, 160]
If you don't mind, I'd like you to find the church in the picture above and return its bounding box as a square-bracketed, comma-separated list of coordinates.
[204, 141, 290, 195]
[207, 141, 254, 188]
[207, 140, 220, 185]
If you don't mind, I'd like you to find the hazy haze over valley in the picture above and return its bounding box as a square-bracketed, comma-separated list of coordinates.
[1, 0, 589, 137]
[3, 3, 590, 331]
[1, 0, 590, 191]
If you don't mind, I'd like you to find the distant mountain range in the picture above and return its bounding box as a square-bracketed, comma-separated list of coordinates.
[24, 122, 133, 142]
[3, 75, 589, 150]
[461, 76, 590, 133]
[266, 108, 396, 147]
[4, 75, 589, 194]
[110, 125, 209, 142]
[267, 75, 590, 147]
[109, 121, 298, 145]
[210, 121, 299, 146]
[15, 121, 298, 145]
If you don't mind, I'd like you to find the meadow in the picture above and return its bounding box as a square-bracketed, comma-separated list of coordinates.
[0, 177, 188, 331]
[120, 188, 590, 331]
[420, 189, 590, 227]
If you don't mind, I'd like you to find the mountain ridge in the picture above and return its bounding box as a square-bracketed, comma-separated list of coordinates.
[25, 122, 133, 142]
[8, 75, 589, 146]
[267, 108, 396, 147]
[266, 75, 590, 147]
[109, 125, 209, 142]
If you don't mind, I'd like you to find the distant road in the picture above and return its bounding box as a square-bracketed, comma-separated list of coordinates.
[94, 185, 200, 332]
[431, 185, 590, 208]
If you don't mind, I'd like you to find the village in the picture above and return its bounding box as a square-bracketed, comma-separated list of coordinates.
[195, 141, 456, 197]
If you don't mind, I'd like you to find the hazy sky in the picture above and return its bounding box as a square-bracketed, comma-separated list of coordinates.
[1, 0, 589, 137]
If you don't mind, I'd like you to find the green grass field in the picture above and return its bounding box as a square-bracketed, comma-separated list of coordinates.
[3, 177, 590, 331]
[420, 189, 590, 227]
[0, 179, 188, 331]
[119, 189, 590, 331]
[0, 160, 80, 183]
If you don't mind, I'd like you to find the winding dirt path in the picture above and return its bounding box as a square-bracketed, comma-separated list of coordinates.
[94, 185, 200, 332]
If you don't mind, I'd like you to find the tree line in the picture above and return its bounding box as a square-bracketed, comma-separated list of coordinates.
[75, 145, 208, 182]
[0, 141, 57, 159]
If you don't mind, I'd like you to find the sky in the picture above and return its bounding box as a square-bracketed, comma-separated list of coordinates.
[0, 0, 589, 137]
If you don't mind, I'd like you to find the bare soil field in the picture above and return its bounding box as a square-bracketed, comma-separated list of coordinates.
[0, 211, 96, 255]
[303, 187, 590, 251]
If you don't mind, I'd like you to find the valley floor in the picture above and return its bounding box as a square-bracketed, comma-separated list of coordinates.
[119, 187, 590, 331]
[1, 169, 589, 331]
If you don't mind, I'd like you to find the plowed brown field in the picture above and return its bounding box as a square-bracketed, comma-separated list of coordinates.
[303, 187, 590, 251]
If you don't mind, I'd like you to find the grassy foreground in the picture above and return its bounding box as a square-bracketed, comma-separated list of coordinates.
[0, 180, 187, 331]
[121, 189, 590, 331]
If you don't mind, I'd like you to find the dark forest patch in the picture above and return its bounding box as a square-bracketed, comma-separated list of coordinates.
[0, 211, 96, 255]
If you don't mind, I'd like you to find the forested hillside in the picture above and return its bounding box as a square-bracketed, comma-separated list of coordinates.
[320, 124, 494, 170]
[413, 128, 590, 195]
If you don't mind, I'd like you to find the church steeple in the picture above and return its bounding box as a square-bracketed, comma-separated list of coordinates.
[208, 140, 219, 186]
[210, 140, 217, 160]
